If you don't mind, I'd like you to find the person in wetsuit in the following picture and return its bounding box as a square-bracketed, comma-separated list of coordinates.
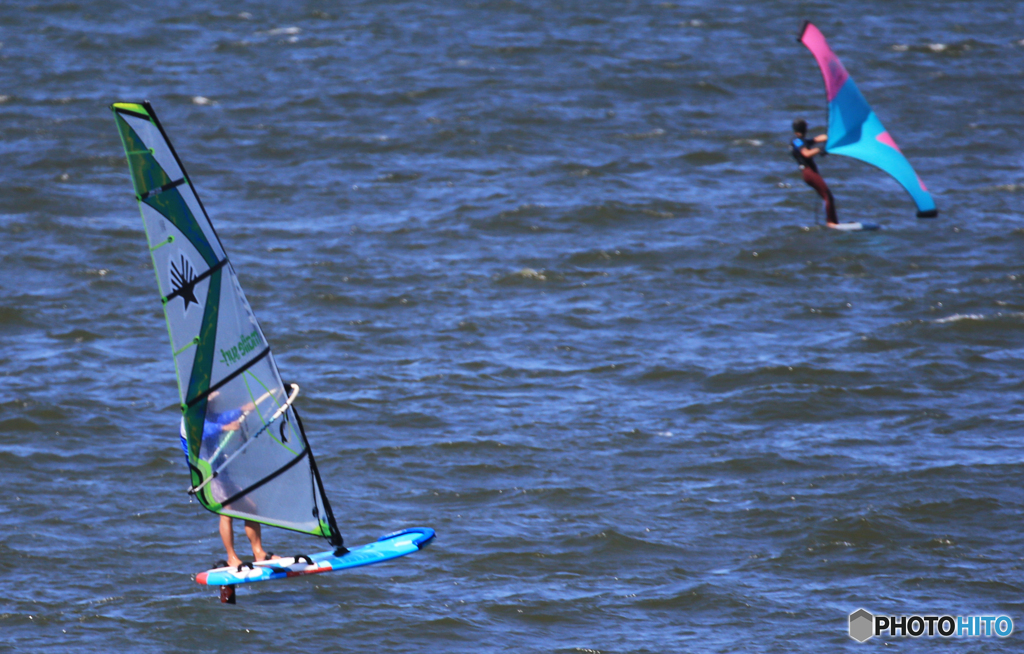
[791, 118, 838, 227]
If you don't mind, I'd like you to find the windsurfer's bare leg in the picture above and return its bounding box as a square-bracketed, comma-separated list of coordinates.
[244, 520, 279, 561]
[802, 167, 839, 224]
[219, 515, 243, 567]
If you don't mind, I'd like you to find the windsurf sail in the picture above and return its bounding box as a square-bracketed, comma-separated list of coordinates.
[112, 101, 344, 549]
[798, 21, 937, 218]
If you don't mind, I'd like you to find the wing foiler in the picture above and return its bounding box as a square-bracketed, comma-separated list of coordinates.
[111, 102, 433, 592]
[798, 21, 937, 218]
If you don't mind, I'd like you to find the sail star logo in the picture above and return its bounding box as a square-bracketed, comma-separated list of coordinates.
[169, 253, 200, 310]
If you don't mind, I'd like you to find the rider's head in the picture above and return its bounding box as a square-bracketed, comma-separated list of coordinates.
[792, 118, 808, 136]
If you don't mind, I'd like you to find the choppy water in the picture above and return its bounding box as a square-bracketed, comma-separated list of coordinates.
[2, 1, 1024, 652]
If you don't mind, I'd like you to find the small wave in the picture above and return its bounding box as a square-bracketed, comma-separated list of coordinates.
[986, 183, 1024, 193]
[634, 582, 750, 611]
[618, 128, 665, 140]
[505, 267, 547, 282]
[934, 313, 984, 324]
[49, 328, 102, 343]
[693, 80, 729, 95]
[893, 42, 974, 55]
[636, 364, 703, 384]
[934, 312, 1024, 324]
[807, 514, 913, 550]
[476, 203, 551, 233]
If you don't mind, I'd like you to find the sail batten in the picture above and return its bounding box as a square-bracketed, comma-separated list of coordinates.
[798, 21, 937, 218]
[112, 101, 343, 547]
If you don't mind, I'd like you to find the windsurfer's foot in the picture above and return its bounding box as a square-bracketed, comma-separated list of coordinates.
[226, 554, 243, 568]
[253, 549, 280, 562]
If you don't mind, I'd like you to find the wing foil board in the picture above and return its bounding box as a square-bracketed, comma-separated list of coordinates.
[197, 528, 435, 586]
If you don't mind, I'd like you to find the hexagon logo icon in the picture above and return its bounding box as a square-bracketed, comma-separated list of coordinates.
[849, 609, 874, 642]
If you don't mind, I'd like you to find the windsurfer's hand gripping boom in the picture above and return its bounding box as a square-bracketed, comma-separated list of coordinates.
[799, 133, 828, 158]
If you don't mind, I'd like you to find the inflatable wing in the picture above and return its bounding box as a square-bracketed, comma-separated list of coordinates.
[798, 22, 937, 218]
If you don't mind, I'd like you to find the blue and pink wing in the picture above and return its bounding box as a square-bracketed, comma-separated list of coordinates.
[799, 22, 937, 218]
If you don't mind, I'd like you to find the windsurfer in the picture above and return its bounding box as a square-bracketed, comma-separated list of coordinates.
[179, 392, 281, 567]
[791, 118, 839, 226]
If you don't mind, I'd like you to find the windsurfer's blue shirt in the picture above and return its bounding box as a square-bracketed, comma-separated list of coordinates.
[179, 409, 245, 457]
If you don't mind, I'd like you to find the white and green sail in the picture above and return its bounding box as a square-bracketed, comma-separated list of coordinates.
[112, 101, 343, 547]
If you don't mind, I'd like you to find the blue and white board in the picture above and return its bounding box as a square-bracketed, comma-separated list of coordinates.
[196, 528, 435, 586]
[831, 222, 879, 232]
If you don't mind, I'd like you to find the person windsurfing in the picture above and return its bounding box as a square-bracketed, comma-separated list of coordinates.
[178, 390, 282, 567]
[791, 118, 839, 227]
